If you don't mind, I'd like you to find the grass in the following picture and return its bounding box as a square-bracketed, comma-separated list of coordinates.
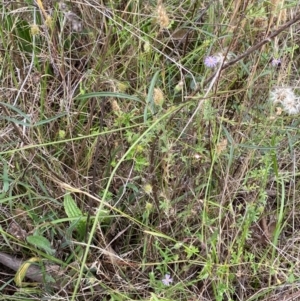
[0, 0, 300, 300]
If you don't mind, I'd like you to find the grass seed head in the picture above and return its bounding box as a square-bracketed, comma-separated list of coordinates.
[143, 183, 153, 195]
[145, 202, 153, 212]
[45, 15, 53, 28]
[30, 24, 40, 36]
[143, 40, 151, 53]
[216, 139, 228, 155]
[111, 99, 121, 114]
[156, 1, 170, 29]
[153, 88, 164, 106]
[117, 82, 128, 92]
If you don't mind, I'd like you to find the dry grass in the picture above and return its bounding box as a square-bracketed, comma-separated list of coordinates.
[0, 0, 300, 300]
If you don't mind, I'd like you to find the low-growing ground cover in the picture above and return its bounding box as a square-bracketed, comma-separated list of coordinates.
[0, 1, 300, 300]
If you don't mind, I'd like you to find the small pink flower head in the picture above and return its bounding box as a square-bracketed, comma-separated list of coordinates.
[162, 274, 173, 286]
[204, 56, 218, 68]
[271, 58, 281, 67]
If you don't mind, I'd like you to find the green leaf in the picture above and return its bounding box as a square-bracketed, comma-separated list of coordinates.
[144, 230, 176, 242]
[0, 102, 30, 121]
[184, 245, 199, 259]
[64, 193, 83, 218]
[26, 235, 56, 255]
[2, 160, 9, 192]
[63, 193, 86, 239]
[144, 70, 160, 122]
[75, 92, 142, 103]
[34, 112, 68, 126]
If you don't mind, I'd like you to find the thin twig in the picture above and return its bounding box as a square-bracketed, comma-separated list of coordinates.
[189, 12, 300, 97]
